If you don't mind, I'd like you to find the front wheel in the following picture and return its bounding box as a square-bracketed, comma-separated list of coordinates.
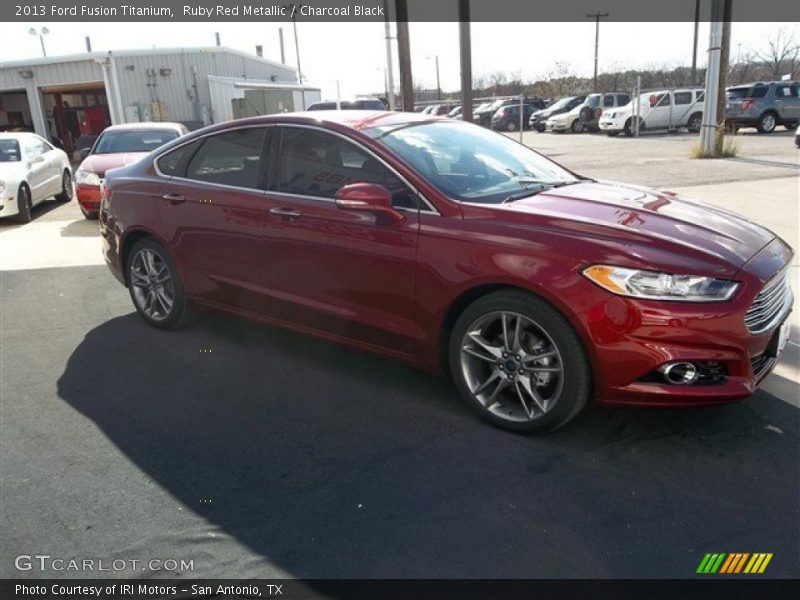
[570, 119, 584, 133]
[606, 131, 620, 137]
[15, 185, 32, 223]
[127, 238, 196, 330]
[785, 122, 798, 131]
[449, 290, 591, 433]
[506, 121, 517, 132]
[533, 124, 545, 133]
[687, 112, 702, 133]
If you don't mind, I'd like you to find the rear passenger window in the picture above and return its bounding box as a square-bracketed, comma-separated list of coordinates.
[186, 128, 266, 188]
[603, 96, 615, 107]
[156, 140, 201, 177]
[674, 92, 692, 105]
[276, 127, 418, 209]
[695, 91, 705, 102]
[750, 86, 768, 98]
[616, 94, 630, 105]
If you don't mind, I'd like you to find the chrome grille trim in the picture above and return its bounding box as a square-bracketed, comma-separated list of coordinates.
[744, 269, 793, 335]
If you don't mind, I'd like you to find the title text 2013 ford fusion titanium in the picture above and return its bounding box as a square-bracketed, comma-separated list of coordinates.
[99, 111, 794, 432]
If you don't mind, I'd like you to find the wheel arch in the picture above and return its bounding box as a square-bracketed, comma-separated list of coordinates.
[437, 282, 598, 387]
[119, 227, 170, 286]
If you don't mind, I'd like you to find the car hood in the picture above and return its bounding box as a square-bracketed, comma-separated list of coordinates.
[490, 181, 775, 276]
[79, 152, 149, 177]
[0, 161, 26, 180]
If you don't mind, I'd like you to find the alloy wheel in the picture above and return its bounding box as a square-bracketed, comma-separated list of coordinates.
[129, 248, 175, 321]
[459, 311, 564, 423]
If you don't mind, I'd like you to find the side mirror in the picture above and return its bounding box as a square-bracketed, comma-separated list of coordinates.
[334, 183, 405, 224]
[78, 147, 91, 160]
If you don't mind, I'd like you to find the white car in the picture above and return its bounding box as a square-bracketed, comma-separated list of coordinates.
[599, 89, 705, 136]
[545, 92, 631, 133]
[0, 132, 73, 222]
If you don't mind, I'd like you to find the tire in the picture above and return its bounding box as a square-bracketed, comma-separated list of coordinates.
[81, 207, 99, 220]
[14, 184, 32, 224]
[55, 169, 73, 202]
[785, 122, 798, 131]
[579, 106, 593, 123]
[756, 111, 777, 134]
[687, 112, 702, 133]
[506, 121, 517, 132]
[623, 118, 636, 137]
[570, 119, 584, 133]
[534, 124, 545, 133]
[606, 131, 620, 137]
[126, 238, 196, 330]
[448, 289, 591, 433]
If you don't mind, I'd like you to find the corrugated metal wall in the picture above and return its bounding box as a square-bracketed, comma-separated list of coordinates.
[0, 49, 297, 134]
[113, 49, 297, 123]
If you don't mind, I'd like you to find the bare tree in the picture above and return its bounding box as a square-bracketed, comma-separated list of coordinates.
[752, 27, 799, 80]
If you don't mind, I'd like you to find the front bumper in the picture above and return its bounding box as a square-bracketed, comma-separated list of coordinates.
[0, 189, 20, 217]
[545, 120, 568, 132]
[76, 183, 102, 213]
[598, 119, 623, 132]
[576, 240, 794, 407]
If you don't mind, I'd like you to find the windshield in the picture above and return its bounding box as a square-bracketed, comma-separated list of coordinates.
[368, 121, 578, 204]
[93, 129, 179, 154]
[0, 139, 21, 162]
[584, 95, 601, 108]
[548, 96, 575, 110]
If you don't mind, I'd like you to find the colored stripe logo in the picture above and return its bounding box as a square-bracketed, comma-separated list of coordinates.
[697, 553, 773, 574]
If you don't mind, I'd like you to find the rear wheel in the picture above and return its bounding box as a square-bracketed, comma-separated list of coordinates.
[785, 121, 798, 131]
[756, 111, 777, 133]
[534, 124, 545, 133]
[127, 238, 196, 330]
[687, 112, 702, 133]
[55, 170, 73, 202]
[506, 120, 517, 132]
[449, 290, 591, 433]
[14, 184, 32, 223]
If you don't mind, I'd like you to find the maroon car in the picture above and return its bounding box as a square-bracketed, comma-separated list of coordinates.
[76, 122, 188, 219]
[99, 111, 794, 432]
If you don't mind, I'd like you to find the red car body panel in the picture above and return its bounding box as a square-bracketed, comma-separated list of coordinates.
[99, 112, 794, 407]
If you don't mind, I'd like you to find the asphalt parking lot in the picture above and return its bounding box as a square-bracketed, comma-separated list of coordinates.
[1, 129, 798, 580]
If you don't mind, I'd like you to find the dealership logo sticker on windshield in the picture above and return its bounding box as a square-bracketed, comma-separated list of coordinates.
[696, 552, 773, 574]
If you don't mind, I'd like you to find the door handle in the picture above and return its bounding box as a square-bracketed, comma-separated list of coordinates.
[270, 207, 301, 219]
[162, 193, 185, 205]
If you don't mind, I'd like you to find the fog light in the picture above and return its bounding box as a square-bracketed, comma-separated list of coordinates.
[660, 362, 699, 385]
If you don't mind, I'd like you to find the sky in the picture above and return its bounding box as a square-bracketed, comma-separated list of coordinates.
[1, 21, 792, 99]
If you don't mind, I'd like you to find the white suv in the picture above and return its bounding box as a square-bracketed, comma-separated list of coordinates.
[599, 89, 705, 136]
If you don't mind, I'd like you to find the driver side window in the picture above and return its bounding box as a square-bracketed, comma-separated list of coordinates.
[276, 127, 419, 209]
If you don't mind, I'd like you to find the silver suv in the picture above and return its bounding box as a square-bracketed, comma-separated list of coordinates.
[725, 81, 800, 133]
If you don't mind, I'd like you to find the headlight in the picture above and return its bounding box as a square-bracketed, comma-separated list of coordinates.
[583, 265, 739, 302]
[75, 169, 101, 186]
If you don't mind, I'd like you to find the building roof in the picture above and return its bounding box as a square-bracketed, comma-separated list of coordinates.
[0, 46, 293, 74]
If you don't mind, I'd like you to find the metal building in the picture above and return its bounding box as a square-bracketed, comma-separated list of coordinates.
[0, 46, 317, 152]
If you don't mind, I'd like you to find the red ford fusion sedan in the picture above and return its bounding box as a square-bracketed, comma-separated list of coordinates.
[75, 122, 188, 219]
[98, 111, 794, 432]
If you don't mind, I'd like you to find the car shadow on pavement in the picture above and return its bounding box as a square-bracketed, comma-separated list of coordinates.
[57, 313, 800, 579]
[59, 218, 101, 237]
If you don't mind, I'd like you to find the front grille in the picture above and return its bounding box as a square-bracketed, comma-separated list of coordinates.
[750, 353, 774, 379]
[744, 269, 793, 334]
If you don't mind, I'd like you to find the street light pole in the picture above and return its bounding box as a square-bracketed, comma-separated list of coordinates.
[427, 55, 441, 100]
[587, 12, 608, 92]
[29, 27, 49, 57]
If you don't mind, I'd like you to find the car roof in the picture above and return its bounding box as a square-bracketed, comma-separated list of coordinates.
[0, 132, 42, 142]
[229, 110, 445, 132]
[102, 122, 186, 132]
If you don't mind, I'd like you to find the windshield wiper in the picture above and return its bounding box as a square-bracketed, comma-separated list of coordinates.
[503, 179, 587, 203]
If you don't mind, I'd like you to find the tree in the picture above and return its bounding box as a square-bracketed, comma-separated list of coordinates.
[752, 27, 799, 80]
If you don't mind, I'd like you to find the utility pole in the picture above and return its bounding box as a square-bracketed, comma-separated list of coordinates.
[691, 0, 700, 85]
[459, 0, 473, 122]
[396, 0, 414, 111]
[383, 0, 396, 110]
[715, 0, 732, 153]
[587, 12, 608, 92]
[427, 55, 441, 100]
[700, 0, 724, 154]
